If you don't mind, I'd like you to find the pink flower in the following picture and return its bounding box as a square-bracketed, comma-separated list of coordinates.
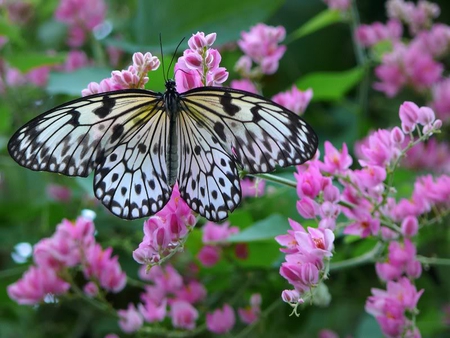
[272, 86, 313, 115]
[46, 184, 72, 202]
[206, 304, 235, 334]
[358, 129, 399, 167]
[55, 0, 106, 46]
[401, 216, 419, 237]
[117, 303, 143, 333]
[323, 0, 351, 11]
[281, 289, 301, 304]
[197, 245, 221, 267]
[83, 244, 127, 292]
[83, 281, 99, 297]
[399, 101, 420, 133]
[321, 142, 353, 174]
[146, 264, 183, 293]
[138, 298, 167, 323]
[170, 300, 199, 330]
[7, 266, 70, 305]
[27, 66, 50, 87]
[230, 79, 258, 94]
[238, 294, 261, 324]
[240, 178, 266, 197]
[61, 50, 90, 72]
[202, 221, 238, 243]
[175, 280, 207, 304]
[238, 23, 286, 75]
[318, 329, 340, 338]
[344, 212, 380, 238]
[296, 196, 319, 219]
[355, 19, 403, 47]
[174, 32, 228, 91]
[280, 259, 320, 292]
[366, 277, 424, 337]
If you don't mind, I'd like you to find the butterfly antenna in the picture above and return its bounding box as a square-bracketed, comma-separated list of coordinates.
[159, 33, 166, 82]
[167, 37, 185, 80]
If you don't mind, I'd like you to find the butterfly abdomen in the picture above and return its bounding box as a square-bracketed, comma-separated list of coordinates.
[165, 81, 180, 187]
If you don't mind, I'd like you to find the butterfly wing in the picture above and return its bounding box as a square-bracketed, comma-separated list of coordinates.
[8, 90, 172, 219]
[180, 87, 318, 174]
[177, 108, 241, 221]
[176, 86, 318, 221]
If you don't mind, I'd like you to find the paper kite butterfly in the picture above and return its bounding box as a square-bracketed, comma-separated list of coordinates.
[8, 79, 318, 221]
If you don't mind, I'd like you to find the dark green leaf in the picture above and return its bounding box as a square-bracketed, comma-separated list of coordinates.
[228, 214, 290, 242]
[47, 67, 113, 96]
[296, 67, 365, 101]
[6, 53, 67, 73]
[133, 0, 284, 48]
[287, 9, 343, 42]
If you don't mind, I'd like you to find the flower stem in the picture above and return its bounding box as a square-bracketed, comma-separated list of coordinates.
[329, 242, 384, 271]
[249, 173, 297, 188]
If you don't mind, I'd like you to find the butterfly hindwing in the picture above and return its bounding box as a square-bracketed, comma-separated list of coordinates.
[180, 87, 318, 174]
[93, 99, 172, 219]
[177, 109, 241, 221]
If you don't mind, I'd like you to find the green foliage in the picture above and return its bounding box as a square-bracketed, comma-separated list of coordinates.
[1, 0, 449, 337]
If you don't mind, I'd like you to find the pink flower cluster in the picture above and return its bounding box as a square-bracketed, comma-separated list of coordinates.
[197, 221, 247, 267]
[366, 277, 424, 338]
[356, 0, 450, 99]
[55, 0, 107, 47]
[276, 220, 334, 307]
[174, 32, 228, 92]
[272, 85, 313, 115]
[118, 264, 205, 332]
[277, 101, 444, 334]
[82, 52, 160, 95]
[8, 217, 126, 304]
[386, 0, 440, 34]
[133, 184, 196, 266]
[118, 264, 236, 334]
[237, 293, 262, 324]
[322, 0, 351, 11]
[236, 23, 286, 76]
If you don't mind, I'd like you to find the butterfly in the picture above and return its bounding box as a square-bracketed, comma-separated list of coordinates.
[8, 79, 318, 221]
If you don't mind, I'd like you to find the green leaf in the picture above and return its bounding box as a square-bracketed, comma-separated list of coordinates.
[47, 67, 113, 96]
[0, 17, 24, 46]
[296, 67, 365, 101]
[287, 9, 343, 42]
[6, 53, 67, 73]
[228, 214, 289, 242]
[370, 39, 393, 62]
[133, 0, 284, 48]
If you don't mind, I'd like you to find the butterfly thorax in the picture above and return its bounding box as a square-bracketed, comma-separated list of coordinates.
[164, 80, 180, 187]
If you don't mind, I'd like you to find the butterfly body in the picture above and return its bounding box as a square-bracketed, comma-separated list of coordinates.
[8, 81, 318, 221]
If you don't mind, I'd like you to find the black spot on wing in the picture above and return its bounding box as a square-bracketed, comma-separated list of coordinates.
[94, 95, 116, 118]
[220, 92, 240, 116]
[213, 122, 227, 142]
[111, 124, 124, 143]
[67, 110, 81, 126]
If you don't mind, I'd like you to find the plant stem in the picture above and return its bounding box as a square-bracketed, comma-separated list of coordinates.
[249, 173, 297, 188]
[329, 242, 384, 271]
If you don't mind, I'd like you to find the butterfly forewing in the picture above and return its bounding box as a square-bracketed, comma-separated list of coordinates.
[177, 106, 241, 221]
[8, 90, 174, 219]
[180, 87, 318, 174]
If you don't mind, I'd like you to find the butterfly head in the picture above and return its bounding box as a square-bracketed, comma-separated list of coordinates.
[165, 79, 177, 93]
